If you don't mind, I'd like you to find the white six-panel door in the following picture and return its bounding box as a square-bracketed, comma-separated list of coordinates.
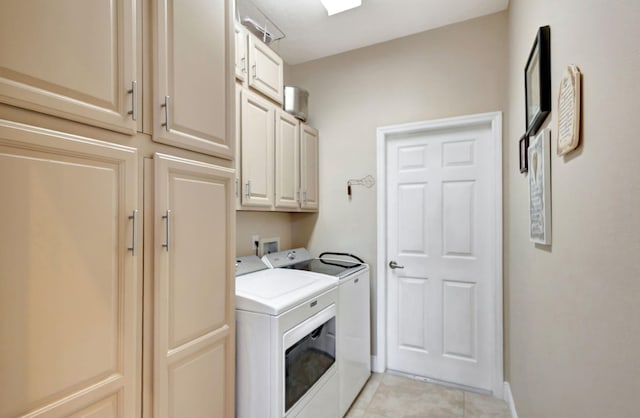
[385, 117, 500, 392]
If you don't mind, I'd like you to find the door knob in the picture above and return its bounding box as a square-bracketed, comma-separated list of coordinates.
[389, 260, 405, 269]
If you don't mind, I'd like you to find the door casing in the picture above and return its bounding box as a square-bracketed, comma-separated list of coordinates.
[375, 111, 503, 397]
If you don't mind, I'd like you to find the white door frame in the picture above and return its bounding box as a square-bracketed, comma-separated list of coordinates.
[375, 111, 503, 397]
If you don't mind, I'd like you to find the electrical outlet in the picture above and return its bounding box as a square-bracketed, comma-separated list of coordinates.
[251, 235, 260, 249]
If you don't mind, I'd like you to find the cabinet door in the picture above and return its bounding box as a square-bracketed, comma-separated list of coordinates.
[300, 124, 319, 210]
[241, 89, 274, 208]
[248, 35, 284, 104]
[275, 109, 300, 210]
[154, 0, 234, 159]
[0, 0, 138, 134]
[235, 83, 242, 209]
[234, 24, 248, 82]
[154, 153, 235, 418]
[0, 121, 140, 417]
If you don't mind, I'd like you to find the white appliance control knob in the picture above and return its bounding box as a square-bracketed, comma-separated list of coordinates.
[287, 251, 296, 260]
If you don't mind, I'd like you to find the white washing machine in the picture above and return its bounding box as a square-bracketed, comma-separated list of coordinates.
[235, 255, 340, 418]
[262, 249, 371, 417]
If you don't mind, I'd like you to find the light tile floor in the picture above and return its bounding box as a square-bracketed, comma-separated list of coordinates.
[346, 373, 510, 418]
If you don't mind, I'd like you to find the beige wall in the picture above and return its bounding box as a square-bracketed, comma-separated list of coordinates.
[236, 211, 294, 256]
[288, 12, 508, 355]
[505, 0, 640, 417]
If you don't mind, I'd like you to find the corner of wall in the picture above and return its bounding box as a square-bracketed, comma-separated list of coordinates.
[503, 382, 518, 418]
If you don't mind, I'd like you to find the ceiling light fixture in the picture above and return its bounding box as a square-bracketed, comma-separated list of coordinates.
[320, 0, 362, 16]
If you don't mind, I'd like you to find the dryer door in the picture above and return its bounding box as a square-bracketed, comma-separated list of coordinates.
[283, 305, 336, 414]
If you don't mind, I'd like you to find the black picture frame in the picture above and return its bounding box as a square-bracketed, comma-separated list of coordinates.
[519, 134, 529, 173]
[524, 26, 551, 136]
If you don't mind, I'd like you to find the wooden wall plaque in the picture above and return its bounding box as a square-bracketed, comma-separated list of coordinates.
[557, 65, 582, 155]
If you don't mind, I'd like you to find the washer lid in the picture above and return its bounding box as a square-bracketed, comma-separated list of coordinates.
[282, 258, 367, 279]
[235, 269, 336, 315]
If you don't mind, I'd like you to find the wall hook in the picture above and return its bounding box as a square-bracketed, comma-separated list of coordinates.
[347, 175, 376, 198]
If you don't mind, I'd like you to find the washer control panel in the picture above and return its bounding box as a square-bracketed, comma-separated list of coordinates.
[262, 247, 314, 268]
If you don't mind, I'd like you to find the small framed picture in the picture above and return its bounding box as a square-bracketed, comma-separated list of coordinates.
[525, 26, 551, 136]
[519, 134, 529, 173]
[529, 128, 551, 245]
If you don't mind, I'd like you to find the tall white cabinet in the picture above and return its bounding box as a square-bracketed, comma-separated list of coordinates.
[0, 121, 140, 417]
[153, 154, 235, 418]
[0, 1, 236, 417]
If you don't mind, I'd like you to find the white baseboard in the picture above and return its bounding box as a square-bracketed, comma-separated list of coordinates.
[503, 382, 518, 418]
[371, 355, 384, 373]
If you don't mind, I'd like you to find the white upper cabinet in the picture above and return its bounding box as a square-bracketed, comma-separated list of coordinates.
[235, 24, 248, 82]
[236, 86, 320, 213]
[300, 123, 319, 210]
[248, 35, 284, 104]
[0, 0, 138, 134]
[241, 88, 274, 208]
[275, 109, 300, 209]
[154, 0, 234, 159]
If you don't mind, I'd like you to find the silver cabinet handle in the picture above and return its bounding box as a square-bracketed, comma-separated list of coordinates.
[161, 96, 171, 131]
[127, 81, 138, 121]
[235, 178, 240, 198]
[245, 180, 251, 198]
[389, 260, 404, 269]
[241, 57, 247, 73]
[302, 190, 307, 203]
[252, 63, 259, 80]
[296, 190, 300, 204]
[162, 210, 171, 251]
[128, 210, 139, 255]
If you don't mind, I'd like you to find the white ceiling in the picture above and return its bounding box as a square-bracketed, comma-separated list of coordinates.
[248, 0, 510, 65]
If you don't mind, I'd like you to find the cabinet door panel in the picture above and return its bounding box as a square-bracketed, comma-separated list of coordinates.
[154, 0, 234, 159]
[248, 36, 283, 104]
[240, 89, 274, 208]
[235, 84, 242, 209]
[275, 110, 300, 209]
[154, 153, 235, 418]
[235, 25, 248, 82]
[0, 121, 139, 417]
[300, 124, 319, 210]
[0, 0, 137, 134]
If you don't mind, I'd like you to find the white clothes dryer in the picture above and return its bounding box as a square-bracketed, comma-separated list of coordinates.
[262, 249, 371, 417]
[235, 255, 339, 418]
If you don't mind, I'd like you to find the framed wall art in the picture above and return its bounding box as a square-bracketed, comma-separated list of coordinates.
[525, 25, 551, 136]
[519, 134, 529, 173]
[529, 128, 551, 245]
[557, 64, 582, 155]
